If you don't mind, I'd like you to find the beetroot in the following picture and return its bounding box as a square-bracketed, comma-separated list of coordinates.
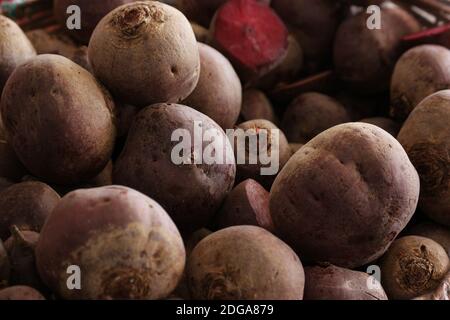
[35, 186, 186, 300]
[4, 228, 45, 292]
[210, 0, 288, 83]
[0, 285, 45, 300]
[304, 264, 388, 300]
[0, 182, 60, 240]
[215, 179, 275, 233]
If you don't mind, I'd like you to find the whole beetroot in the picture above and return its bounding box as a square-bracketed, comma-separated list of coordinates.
[391, 45, 450, 120]
[187, 226, 305, 300]
[304, 264, 388, 300]
[114, 104, 236, 232]
[381, 236, 450, 300]
[397, 90, 450, 226]
[0, 182, 60, 240]
[270, 123, 420, 268]
[334, 6, 420, 93]
[1, 55, 116, 185]
[88, 1, 200, 107]
[36, 186, 186, 300]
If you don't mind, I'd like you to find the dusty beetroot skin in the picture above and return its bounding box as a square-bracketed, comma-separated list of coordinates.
[304, 264, 388, 300]
[35, 186, 186, 300]
[270, 123, 420, 268]
[380, 236, 450, 300]
[0, 285, 45, 300]
[414, 271, 450, 300]
[210, 0, 288, 83]
[397, 90, 450, 226]
[187, 226, 305, 300]
[215, 179, 275, 233]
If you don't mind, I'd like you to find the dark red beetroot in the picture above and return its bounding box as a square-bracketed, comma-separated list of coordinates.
[0, 285, 45, 300]
[36, 186, 186, 300]
[215, 179, 275, 233]
[0, 240, 9, 287]
[114, 104, 236, 233]
[0, 182, 60, 240]
[304, 264, 388, 300]
[333, 6, 420, 93]
[4, 228, 45, 292]
[177, 0, 271, 27]
[54, 0, 135, 44]
[210, 0, 288, 83]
